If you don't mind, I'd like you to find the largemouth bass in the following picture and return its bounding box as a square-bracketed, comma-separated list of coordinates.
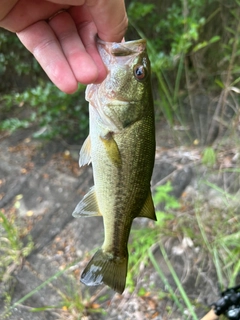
[73, 38, 156, 294]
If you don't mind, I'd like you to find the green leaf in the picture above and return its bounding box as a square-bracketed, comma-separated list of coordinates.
[215, 79, 224, 88]
[202, 147, 216, 167]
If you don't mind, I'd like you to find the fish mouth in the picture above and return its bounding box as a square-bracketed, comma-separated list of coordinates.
[97, 38, 146, 56]
[97, 37, 145, 46]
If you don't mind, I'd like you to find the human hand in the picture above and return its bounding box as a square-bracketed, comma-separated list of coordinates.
[0, 0, 128, 93]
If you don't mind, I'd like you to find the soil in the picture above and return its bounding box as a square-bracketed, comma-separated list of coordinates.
[0, 108, 239, 320]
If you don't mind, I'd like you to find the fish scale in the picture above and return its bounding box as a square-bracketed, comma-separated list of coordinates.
[73, 38, 156, 294]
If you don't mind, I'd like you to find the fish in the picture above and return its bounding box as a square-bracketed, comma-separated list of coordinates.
[72, 37, 156, 294]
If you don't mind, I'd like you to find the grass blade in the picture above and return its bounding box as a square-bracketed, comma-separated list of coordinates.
[148, 248, 186, 317]
[159, 244, 198, 320]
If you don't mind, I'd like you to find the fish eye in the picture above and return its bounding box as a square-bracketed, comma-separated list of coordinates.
[133, 65, 147, 81]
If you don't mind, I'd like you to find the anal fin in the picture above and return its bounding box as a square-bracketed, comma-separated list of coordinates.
[138, 190, 156, 221]
[72, 186, 101, 217]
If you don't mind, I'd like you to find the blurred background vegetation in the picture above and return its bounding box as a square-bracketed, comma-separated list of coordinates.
[1, 0, 240, 145]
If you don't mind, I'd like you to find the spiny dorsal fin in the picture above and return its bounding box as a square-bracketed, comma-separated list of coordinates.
[72, 187, 101, 217]
[79, 135, 91, 167]
[138, 190, 156, 221]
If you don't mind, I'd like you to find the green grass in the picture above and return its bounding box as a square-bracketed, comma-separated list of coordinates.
[0, 255, 105, 320]
[0, 211, 105, 320]
[148, 247, 198, 320]
[0, 211, 34, 284]
[127, 171, 240, 319]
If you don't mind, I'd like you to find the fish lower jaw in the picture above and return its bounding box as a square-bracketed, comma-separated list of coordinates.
[106, 100, 137, 106]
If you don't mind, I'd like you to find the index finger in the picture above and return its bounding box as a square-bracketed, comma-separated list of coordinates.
[86, 0, 128, 42]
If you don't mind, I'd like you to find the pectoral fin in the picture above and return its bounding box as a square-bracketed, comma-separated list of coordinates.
[79, 135, 91, 167]
[138, 191, 156, 221]
[100, 133, 122, 167]
[72, 187, 101, 217]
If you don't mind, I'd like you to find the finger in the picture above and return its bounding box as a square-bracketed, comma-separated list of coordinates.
[200, 309, 218, 320]
[86, 0, 128, 42]
[69, 6, 107, 84]
[0, 0, 18, 21]
[0, 0, 68, 32]
[46, 0, 85, 4]
[17, 21, 78, 93]
[48, 10, 100, 84]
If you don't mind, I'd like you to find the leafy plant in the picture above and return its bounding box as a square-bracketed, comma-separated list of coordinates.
[202, 146, 217, 167]
[0, 29, 42, 91]
[0, 81, 89, 140]
[0, 118, 30, 133]
[127, 0, 220, 124]
[0, 211, 34, 286]
[154, 181, 180, 213]
[127, 0, 240, 146]
[0, 29, 89, 141]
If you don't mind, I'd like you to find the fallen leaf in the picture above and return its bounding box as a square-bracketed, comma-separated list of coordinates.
[152, 312, 160, 318]
[193, 139, 199, 145]
[26, 210, 33, 217]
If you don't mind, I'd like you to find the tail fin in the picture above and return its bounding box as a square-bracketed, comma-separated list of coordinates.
[80, 249, 128, 294]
